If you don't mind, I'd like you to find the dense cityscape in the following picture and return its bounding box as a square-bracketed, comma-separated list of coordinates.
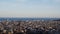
[0, 18, 60, 34]
[0, 0, 60, 34]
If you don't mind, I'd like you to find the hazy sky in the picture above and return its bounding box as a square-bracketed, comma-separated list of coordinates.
[0, 0, 60, 18]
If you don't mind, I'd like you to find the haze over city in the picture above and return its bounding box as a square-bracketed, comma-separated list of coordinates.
[0, 0, 60, 18]
[0, 0, 60, 34]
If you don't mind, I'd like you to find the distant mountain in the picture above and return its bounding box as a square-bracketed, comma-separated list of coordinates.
[0, 17, 60, 21]
[53, 19, 60, 21]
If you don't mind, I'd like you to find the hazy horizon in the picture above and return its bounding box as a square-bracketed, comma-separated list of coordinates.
[0, 0, 60, 18]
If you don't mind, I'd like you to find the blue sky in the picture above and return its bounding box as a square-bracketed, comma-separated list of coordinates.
[0, 0, 60, 18]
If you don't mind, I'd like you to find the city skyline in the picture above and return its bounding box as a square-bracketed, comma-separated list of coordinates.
[0, 0, 60, 18]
